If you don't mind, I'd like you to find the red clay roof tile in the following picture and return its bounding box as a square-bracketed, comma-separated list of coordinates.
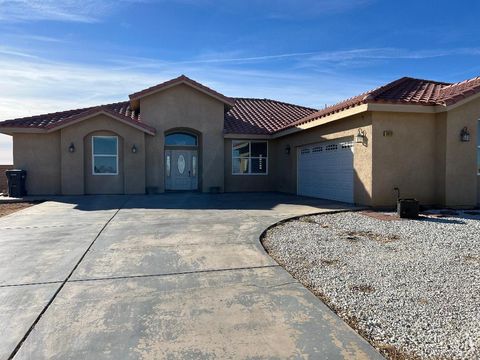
[282, 77, 456, 131]
[0, 101, 155, 134]
[224, 98, 317, 135]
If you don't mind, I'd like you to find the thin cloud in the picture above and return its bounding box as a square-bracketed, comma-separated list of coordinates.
[0, 46, 40, 59]
[0, 0, 147, 23]
[0, 0, 374, 23]
[110, 47, 480, 70]
[11, 34, 67, 43]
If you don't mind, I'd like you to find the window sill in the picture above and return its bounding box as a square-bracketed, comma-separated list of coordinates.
[232, 173, 268, 176]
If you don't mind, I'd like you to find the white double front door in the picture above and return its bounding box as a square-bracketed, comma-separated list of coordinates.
[165, 149, 198, 191]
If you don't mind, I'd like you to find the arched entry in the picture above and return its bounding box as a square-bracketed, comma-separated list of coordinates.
[165, 131, 199, 190]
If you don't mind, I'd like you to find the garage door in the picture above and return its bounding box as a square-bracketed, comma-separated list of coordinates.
[297, 139, 354, 203]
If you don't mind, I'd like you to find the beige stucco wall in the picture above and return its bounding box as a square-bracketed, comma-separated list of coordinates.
[60, 115, 146, 195]
[13, 132, 61, 195]
[140, 84, 225, 193]
[443, 98, 479, 207]
[273, 113, 373, 206]
[434, 112, 448, 205]
[370, 111, 438, 207]
[224, 139, 275, 192]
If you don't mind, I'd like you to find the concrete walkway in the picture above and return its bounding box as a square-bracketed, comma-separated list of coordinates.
[0, 193, 383, 359]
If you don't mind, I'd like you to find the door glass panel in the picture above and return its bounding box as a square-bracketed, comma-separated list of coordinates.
[178, 154, 186, 174]
[232, 158, 249, 174]
[192, 155, 197, 177]
[251, 142, 267, 157]
[232, 141, 250, 157]
[166, 155, 171, 177]
[165, 133, 197, 146]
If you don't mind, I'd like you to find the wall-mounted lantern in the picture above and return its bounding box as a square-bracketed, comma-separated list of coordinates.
[131, 144, 138, 153]
[460, 127, 470, 142]
[355, 128, 367, 143]
[284, 144, 291, 155]
[68, 143, 75, 153]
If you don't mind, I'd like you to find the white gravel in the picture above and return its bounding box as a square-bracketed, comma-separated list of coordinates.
[262, 210, 480, 360]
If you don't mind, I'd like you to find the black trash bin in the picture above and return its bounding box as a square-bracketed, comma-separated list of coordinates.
[5, 169, 27, 197]
[397, 198, 419, 218]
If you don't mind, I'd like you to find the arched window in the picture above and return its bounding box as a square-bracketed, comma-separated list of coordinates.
[165, 132, 198, 146]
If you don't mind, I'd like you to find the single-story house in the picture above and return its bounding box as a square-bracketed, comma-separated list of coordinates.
[1, 75, 479, 207]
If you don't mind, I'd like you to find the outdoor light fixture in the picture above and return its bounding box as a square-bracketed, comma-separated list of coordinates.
[131, 144, 138, 153]
[285, 144, 291, 155]
[355, 128, 367, 143]
[68, 143, 75, 153]
[460, 127, 470, 142]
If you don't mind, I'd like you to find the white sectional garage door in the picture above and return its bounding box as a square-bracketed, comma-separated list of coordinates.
[297, 139, 354, 203]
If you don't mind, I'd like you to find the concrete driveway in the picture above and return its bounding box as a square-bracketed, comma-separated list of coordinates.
[0, 193, 382, 359]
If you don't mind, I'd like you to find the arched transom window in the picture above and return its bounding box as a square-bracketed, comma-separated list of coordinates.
[165, 132, 198, 146]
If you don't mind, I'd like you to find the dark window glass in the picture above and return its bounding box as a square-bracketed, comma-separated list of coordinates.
[251, 158, 267, 174]
[251, 142, 267, 157]
[94, 157, 117, 174]
[477, 148, 480, 174]
[477, 120, 480, 146]
[232, 142, 250, 157]
[165, 133, 197, 146]
[232, 158, 249, 174]
[93, 137, 117, 155]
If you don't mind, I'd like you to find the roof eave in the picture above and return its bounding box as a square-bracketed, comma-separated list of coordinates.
[44, 109, 156, 135]
[0, 127, 47, 135]
[223, 133, 272, 139]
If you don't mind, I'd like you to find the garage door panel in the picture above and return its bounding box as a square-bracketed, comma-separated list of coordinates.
[297, 140, 354, 203]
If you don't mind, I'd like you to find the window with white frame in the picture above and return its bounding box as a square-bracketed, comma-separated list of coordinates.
[232, 140, 268, 175]
[92, 136, 118, 175]
[477, 120, 480, 175]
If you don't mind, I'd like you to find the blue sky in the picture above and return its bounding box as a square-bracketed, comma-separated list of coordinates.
[1, 0, 480, 163]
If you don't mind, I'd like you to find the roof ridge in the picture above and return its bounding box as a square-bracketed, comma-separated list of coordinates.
[401, 76, 451, 85]
[441, 76, 480, 89]
[233, 97, 318, 111]
[364, 77, 412, 100]
[129, 75, 235, 106]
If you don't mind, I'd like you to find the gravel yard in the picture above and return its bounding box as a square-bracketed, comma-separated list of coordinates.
[262, 210, 480, 359]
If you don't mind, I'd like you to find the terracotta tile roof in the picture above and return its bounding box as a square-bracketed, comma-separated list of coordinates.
[0, 101, 156, 134]
[439, 76, 480, 105]
[0, 97, 316, 136]
[3, 75, 480, 136]
[283, 76, 480, 131]
[129, 75, 235, 106]
[224, 98, 317, 135]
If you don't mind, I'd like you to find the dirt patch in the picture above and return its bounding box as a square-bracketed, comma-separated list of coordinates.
[0, 202, 37, 217]
[360, 211, 401, 222]
[464, 254, 480, 264]
[343, 230, 400, 244]
[350, 284, 376, 294]
[320, 258, 340, 266]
